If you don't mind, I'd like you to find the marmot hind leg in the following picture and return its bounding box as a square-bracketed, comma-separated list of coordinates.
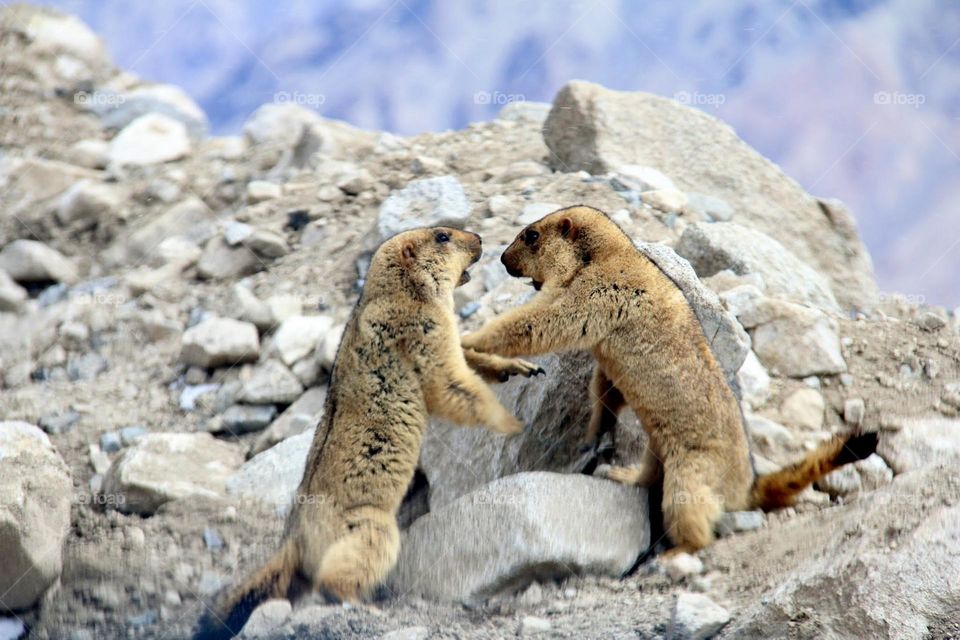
[316, 508, 400, 603]
[661, 464, 721, 555]
[598, 442, 662, 487]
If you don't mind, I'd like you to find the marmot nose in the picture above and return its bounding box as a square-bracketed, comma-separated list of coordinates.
[501, 252, 523, 277]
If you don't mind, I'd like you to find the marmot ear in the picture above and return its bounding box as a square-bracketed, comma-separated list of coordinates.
[401, 242, 416, 267]
[558, 217, 579, 241]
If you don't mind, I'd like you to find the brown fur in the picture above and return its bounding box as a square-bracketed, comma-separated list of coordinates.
[461, 206, 877, 554]
[194, 227, 538, 639]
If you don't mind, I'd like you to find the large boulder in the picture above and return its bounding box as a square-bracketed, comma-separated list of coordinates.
[730, 464, 960, 639]
[543, 80, 877, 311]
[101, 433, 244, 515]
[388, 472, 648, 602]
[0, 422, 71, 611]
[675, 222, 839, 311]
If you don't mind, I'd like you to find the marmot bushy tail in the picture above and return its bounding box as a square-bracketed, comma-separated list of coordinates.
[193, 227, 540, 639]
[462, 205, 878, 555]
[193, 540, 298, 640]
[750, 431, 878, 510]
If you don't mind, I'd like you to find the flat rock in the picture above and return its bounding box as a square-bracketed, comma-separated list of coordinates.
[197, 236, 263, 280]
[0, 422, 72, 610]
[271, 315, 334, 366]
[779, 388, 825, 431]
[388, 472, 648, 601]
[543, 81, 876, 310]
[180, 317, 260, 368]
[109, 113, 192, 166]
[747, 300, 846, 377]
[221, 405, 278, 435]
[237, 360, 304, 405]
[0, 240, 78, 284]
[377, 176, 471, 239]
[250, 387, 327, 456]
[102, 433, 243, 515]
[878, 417, 960, 474]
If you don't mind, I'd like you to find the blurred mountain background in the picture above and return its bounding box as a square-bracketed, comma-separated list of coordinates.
[40, 0, 960, 307]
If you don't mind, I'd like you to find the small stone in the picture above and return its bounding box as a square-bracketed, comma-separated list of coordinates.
[221, 404, 278, 434]
[246, 180, 282, 203]
[816, 464, 862, 497]
[381, 627, 429, 640]
[119, 425, 149, 446]
[180, 317, 260, 368]
[715, 511, 764, 536]
[736, 352, 770, 410]
[686, 193, 734, 221]
[669, 592, 731, 640]
[247, 229, 289, 259]
[662, 552, 704, 580]
[203, 527, 223, 551]
[224, 222, 253, 246]
[459, 301, 481, 319]
[487, 195, 514, 217]
[839, 373, 854, 387]
[377, 176, 471, 239]
[39, 410, 81, 435]
[164, 590, 182, 607]
[69, 139, 110, 169]
[197, 236, 262, 280]
[640, 188, 688, 213]
[180, 384, 220, 411]
[197, 571, 223, 596]
[918, 311, 946, 332]
[0, 270, 27, 312]
[612, 165, 677, 192]
[779, 388, 825, 431]
[124, 526, 145, 550]
[0, 240, 78, 285]
[272, 315, 334, 366]
[237, 360, 304, 405]
[802, 376, 821, 389]
[745, 414, 794, 447]
[844, 398, 866, 427]
[239, 599, 292, 639]
[109, 113, 191, 166]
[56, 179, 123, 227]
[520, 616, 552, 636]
[100, 431, 122, 454]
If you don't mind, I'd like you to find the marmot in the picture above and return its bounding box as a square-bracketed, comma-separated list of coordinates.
[461, 206, 877, 555]
[194, 227, 540, 639]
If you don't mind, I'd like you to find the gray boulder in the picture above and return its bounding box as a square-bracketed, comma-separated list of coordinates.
[676, 222, 839, 311]
[237, 360, 304, 405]
[180, 317, 260, 369]
[388, 472, 648, 602]
[0, 422, 72, 610]
[227, 427, 315, 515]
[542, 80, 877, 311]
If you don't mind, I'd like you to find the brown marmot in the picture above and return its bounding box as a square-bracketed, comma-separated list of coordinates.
[194, 227, 540, 639]
[461, 205, 877, 555]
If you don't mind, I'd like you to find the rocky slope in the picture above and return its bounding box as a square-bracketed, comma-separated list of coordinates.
[0, 6, 959, 640]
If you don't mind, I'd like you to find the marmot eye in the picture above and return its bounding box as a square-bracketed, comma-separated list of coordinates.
[435, 232, 450, 243]
[523, 229, 540, 245]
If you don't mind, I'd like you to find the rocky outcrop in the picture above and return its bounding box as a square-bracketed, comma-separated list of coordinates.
[543, 80, 877, 311]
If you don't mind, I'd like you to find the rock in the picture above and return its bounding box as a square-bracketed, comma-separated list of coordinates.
[92, 84, 207, 139]
[271, 315, 334, 366]
[250, 387, 326, 456]
[736, 351, 770, 410]
[197, 236, 263, 280]
[232, 285, 273, 331]
[497, 101, 551, 123]
[816, 464, 862, 497]
[779, 388, 825, 431]
[715, 511, 765, 536]
[517, 202, 562, 225]
[669, 593, 731, 640]
[389, 472, 648, 601]
[377, 176, 471, 239]
[237, 360, 304, 405]
[39, 410, 80, 435]
[748, 300, 846, 377]
[227, 427, 315, 512]
[918, 311, 946, 332]
[246, 180, 282, 203]
[856, 454, 893, 490]
[68, 139, 110, 170]
[239, 599, 291, 639]
[640, 188, 688, 213]
[119, 425, 148, 446]
[22, 9, 109, 67]
[381, 627, 429, 640]
[224, 222, 253, 246]
[635, 242, 750, 389]
[731, 464, 960, 638]
[0, 271, 28, 312]
[611, 165, 676, 192]
[543, 80, 877, 310]
[221, 405, 278, 435]
[103, 197, 215, 267]
[519, 616, 552, 636]
[318, 324, 346, 369]
[100, 431, 122, 454]
[0, 240, 78, 285]
[844, 398, 866, 427]
[180, 317, 260, 368]
[266, 295, 302, 326]
[676, 223, 838, 311]
[0, 422, 72, 610]
[662, 553, 705, 580]
[247, 229, 288, 258]
[745, 414, 795, 448]
[67, 352, 108, 381]
[102, 433, 243, 515]
[243, 103, 323, 148]
[109, 113, 192, 166]
[56, 179, 123, 228]
[878, 417, 960, 474]
[686, 193, 734, 222]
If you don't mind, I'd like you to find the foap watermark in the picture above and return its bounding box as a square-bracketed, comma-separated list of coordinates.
[472, 487, 523, 506]
[674, 91, 725, 109]
[671, 490, 725, 508]
[474, 91, 525, 106]
[274, 91, 326, 108]
[76, 490, 126, 508]
[73, 92, 126, 108]
[70, 291, 129, 308]
[874, 91, 925, 108]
